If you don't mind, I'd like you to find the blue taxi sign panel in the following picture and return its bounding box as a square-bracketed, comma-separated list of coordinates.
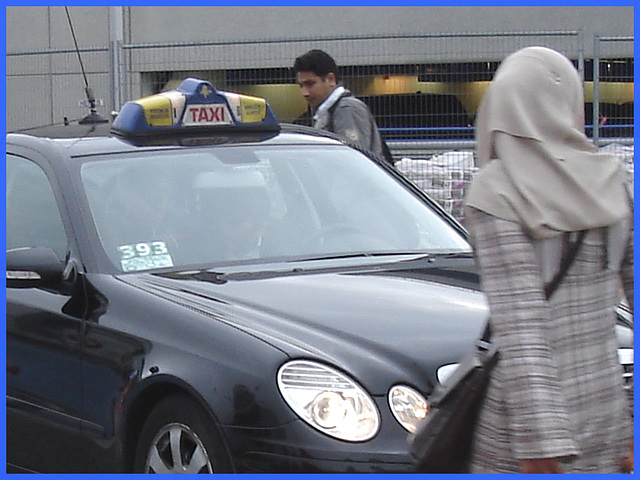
[112, 78, 279, 136]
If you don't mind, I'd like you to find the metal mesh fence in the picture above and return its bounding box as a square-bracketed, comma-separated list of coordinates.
[591, 36, 634, 143]
[7, 31, 633, 223]
[122, 31, 588, 141]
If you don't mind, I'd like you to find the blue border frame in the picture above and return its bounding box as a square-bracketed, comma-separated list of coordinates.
[2, 4, 637, 478]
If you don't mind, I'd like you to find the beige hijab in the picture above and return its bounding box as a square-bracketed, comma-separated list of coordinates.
[465, 46, 630, 239]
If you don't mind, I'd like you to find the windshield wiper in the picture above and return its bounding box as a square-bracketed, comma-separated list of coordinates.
[161, 269, 228, 284]
[428, 251, 474, 258]
[292, 251, 431, 263]
[292, 252, 379, 262]
[159, 251, 472, 284]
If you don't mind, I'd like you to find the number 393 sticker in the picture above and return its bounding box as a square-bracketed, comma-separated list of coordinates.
[117, 241, 174, 271]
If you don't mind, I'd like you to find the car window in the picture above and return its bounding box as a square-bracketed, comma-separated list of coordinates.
[79, 145, 469, 272]
[6, 154, 68, 260]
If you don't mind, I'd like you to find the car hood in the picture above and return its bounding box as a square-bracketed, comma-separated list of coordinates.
[127, 257, 489, 394]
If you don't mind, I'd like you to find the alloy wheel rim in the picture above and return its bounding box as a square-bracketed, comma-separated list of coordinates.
[145, 422, 214, 473]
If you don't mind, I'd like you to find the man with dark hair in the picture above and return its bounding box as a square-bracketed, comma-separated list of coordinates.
[293, 49, 393, 166]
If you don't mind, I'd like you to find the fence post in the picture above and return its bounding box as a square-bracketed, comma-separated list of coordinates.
[592, 34, 600, 145]
[109, 6, 124, 113]
[577, 28, 585, 81]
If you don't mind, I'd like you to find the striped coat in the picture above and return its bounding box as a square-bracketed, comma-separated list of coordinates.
[466, 208, 633, 473]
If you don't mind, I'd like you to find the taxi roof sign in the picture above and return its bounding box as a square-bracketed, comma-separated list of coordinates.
[112, 78, 279, 136]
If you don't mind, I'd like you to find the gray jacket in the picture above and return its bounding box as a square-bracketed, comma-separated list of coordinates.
[315, 91, 390, 164]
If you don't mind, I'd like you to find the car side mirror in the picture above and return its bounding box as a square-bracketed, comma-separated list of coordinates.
[6, 247, 64, 288]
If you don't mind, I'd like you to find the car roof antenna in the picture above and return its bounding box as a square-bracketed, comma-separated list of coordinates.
[65, 6, 108, 125]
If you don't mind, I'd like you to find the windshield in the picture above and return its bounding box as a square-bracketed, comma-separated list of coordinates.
[80, 144, 469, 272]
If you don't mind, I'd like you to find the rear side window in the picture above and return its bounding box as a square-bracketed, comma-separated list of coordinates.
[6, 154, 67, 260]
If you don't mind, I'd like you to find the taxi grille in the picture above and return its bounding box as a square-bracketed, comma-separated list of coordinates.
[622, 362, 634, 408]
[279, 362, 352, 390]
[618, 348, 634, 411]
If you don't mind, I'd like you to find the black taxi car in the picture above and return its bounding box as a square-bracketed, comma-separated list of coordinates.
[6, 78, 633, 473]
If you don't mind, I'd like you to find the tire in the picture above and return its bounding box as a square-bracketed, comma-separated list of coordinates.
[133, 393, 232, 473]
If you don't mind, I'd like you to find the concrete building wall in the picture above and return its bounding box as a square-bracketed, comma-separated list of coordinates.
[126, 6, 633, 58]
[8, 6, 633, 54]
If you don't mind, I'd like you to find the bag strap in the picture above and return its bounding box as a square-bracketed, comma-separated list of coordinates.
[483, 229, 586, 342]
[543, 230, 586, 299]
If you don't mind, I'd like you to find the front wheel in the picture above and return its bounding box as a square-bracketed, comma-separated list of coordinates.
[133, 393, 232, 473]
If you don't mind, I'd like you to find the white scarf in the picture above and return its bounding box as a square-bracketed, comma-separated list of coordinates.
[465, 46, 630, 239]
[313, 86, 346, 130]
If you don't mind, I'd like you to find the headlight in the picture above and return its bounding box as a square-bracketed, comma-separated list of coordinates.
[437, 363, 459, 384]
[388, 385, 428, 433]
[277, 360, 380, 442]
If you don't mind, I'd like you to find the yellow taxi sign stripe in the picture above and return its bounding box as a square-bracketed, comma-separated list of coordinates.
[225, 92, 268, 123]
[134, 95, 174, 127]
[239, 95, 268, 123]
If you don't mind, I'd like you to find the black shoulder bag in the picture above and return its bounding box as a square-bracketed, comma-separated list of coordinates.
[409, 230, 586, 473]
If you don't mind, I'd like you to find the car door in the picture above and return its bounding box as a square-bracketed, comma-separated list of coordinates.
[6, 152, 87, 472]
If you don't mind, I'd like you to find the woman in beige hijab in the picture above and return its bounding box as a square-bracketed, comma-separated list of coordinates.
[464, 46, 633, 473]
